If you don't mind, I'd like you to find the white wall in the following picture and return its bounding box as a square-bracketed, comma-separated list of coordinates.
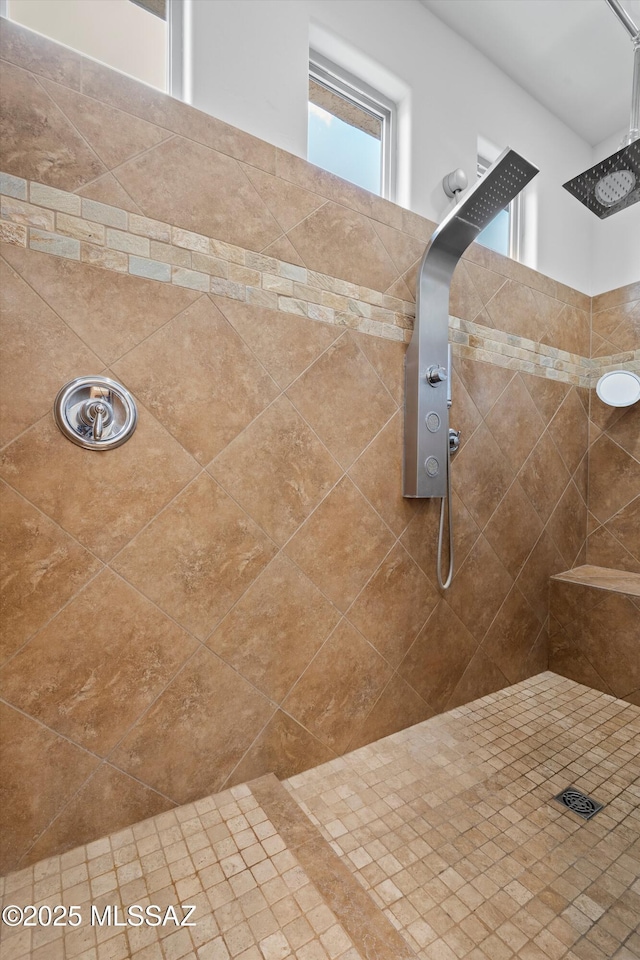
[590, 129, 640, 296]
[8, 0, 166, 91]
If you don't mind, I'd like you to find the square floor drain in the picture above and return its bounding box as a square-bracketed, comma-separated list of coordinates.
[553, 786, 604, 820]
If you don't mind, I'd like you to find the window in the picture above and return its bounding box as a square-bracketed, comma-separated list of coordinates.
[308, 52, 396, 199]
[476, 155, 522, 260]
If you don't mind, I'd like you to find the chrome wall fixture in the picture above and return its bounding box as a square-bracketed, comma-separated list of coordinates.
[54, 376, 137, 450]
[404, 147, 538, 588]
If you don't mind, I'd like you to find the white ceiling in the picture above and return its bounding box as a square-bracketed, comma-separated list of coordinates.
[420, 0, 639, 147]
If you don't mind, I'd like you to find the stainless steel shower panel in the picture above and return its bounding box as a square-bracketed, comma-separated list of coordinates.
[404, 148, 539, 497]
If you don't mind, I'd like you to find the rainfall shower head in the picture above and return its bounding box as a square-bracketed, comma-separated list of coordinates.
[563, 0, 640, 218]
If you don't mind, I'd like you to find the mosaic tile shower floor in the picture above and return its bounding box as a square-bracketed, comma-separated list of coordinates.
[1, 672, 638, 960]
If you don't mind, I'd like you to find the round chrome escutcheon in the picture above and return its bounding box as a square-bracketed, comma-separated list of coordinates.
[425, 456, 439, 477]
[426, 411, 441, 433]
[54, 376, 137, 451]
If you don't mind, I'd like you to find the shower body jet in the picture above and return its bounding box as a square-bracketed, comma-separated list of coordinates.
[403, 147, 538, 587]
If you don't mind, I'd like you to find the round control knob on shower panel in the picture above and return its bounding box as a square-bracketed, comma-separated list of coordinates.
[426, 365, 447, 386]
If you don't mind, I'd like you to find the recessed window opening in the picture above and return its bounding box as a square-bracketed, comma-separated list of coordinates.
[308, 52, 396, 199]
[476, 154, 523, 260]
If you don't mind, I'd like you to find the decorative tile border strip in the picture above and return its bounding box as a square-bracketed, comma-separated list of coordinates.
[1, 172, 636, 387]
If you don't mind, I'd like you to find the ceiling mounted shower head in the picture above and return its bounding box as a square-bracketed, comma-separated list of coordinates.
[563, 0, 640, 218]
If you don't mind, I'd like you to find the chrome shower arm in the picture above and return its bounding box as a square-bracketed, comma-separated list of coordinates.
[605, 0, 639, 41]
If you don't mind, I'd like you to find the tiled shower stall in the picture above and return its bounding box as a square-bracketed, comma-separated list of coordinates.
[0, 16, 638, 960]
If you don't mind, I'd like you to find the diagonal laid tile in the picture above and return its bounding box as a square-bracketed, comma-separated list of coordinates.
[516, 530, 566, 624]
[240, 164, 326, 232]
[76, 171, 143, 213]
[464, 260, 506, 307]
[450, 368, 483, 453]
[517, 430, 571, 524]
[451, 423, 514, 530]
[372, 220, 426, 275]
[446, 649, 509, 710]
[549, 627, 614, 697]
[605, 496, 640, 562]
[209, 395, 342, 546]
[112, 474, 277, 640]
[604, 402, 640, 461]
[0, 253, 102, 446]
[23, 763, 173, 868]
[484, 279, 540, 340]
[113, 296, 279, 464]
[398, 599, 477, 714]
[286, 333, 396, 470]
[0, 17, 82, 90]
[282, 619, 392, 755]
[0, 401, 199, 561]
[0, 61, 105, 189]
[40, 78, 171, 169]
[347, 543, 438, 668]
[520, 373, 570, 425]
[111, 647, 274, 804]
[114, 136, 282, 251]
[0, 569, 197, 755]
[587, 524, 640, 573]
[453, 356, 513, 418]
[449, 260, 484, 323]
[567, 594, 640, 698]
[547, 388, 589, 477]
[286, 202, 398, 293]
[212, 295, 340, 389]
[0, 702, 99, 875]
[227, 710, 336, 788]
[2, 243, 199, 365]
[483, 480, 543, 579]
[400, 491, 480, 584]
[285, 476, 395, 612]
[446, 535, 513, 642]
[481, 586, 542, 684]
[588, 434, 640, 525]
[207, 555, 341, 703]
[261, 233, 306, 265]
[541, 303, 590, 357]
[349, 411, 417, 537]
[546, 480, 587, 568]
[0, 481, 102, 665]
[347, 673, 433, 752]
[350, 333, 406, 407]
[485, 374, 546, 475]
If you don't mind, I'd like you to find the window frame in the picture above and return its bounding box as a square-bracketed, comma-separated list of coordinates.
[477, 154, 523, 261]
[308, 50, 397, 202]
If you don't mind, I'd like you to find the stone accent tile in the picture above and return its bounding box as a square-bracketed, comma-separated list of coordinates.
[29, 181, 81, 215]
[128, 255, 171, 281]
[25, 765, 173, 868]
[80, 197, 128, 229]
[0, 256, 101, 446]
[0, 172, 27, 199]
[210, 276, 246, 300]
[111, 474, 277, 640]
[1, 242, 200, 365]
[209, 395, 341, 546]
[106, 227, 149, 256]
[0, 481, 102, 665]
[29, 228, 80, 259]
[286, 333, 396, 470]
[80, 242, 128, 272]
[111, 648, 274, 803]
[128, 212, 171, 241]
[171, 266, 209, 291]
[207, 555, 341, 703]
[284, 477, 395, 612]
[1, 195, 55, 230]
[148, 239, 191, 267]
[112, 296, 279, 465]
[0, 702, 98, 875]
[282, 619, 393, 754]
[0, 219, 27, 245]
[0, 60, 105, 190]
[213, 296, 340, 390]
[0, 569, 198, 754]
[55, 211, 105, 244]
[0, 404, 199, 561]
